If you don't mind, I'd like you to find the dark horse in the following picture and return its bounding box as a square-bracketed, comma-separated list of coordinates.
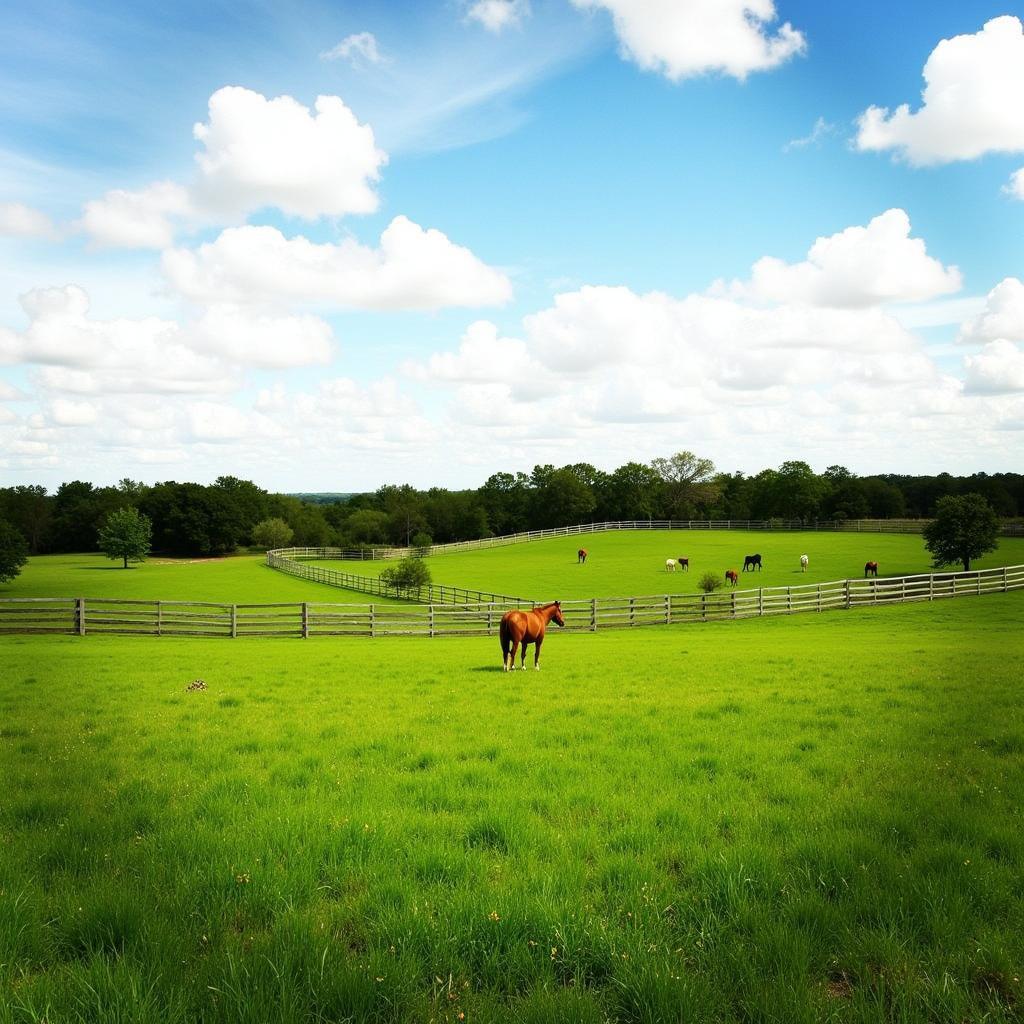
[577, 548, 587, 564]
[725, 569, 739, 586]
[500, 602, 565, 671]
[743, 554, 762, 571]
[677, 557, 689, 571]
[864, 561, 879, 577]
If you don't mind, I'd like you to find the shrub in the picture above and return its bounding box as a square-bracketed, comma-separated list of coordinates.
[380, 556, 432, 594]
[697, 570, 724, 594]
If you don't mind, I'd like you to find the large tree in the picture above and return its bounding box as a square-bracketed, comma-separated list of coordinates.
[650, 451, 721, 519]
[0, 519, 29, 583]
[98, 506, 153, 568]
[923, 493, 999, 572]
[251, 517, 294, 550]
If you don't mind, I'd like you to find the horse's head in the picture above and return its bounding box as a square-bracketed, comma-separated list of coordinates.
[551, 601, 565, 627]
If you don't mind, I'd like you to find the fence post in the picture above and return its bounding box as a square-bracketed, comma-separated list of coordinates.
[370, 604, 376, 638]
[787, 587, 792, 613]
[591, 598, 597, 632]
[844, 579, 851, 609]
[157, 600, 162, 636]
[488, 602, 494, 634]
[731, 589, 736, 618]
[817, 584, 821, 612]
[429, 605, 435, 637]
[1004, 567, 1009, 592]
[665, 595, 671, 625]
[76, 597, 86, 636]
[928, 574, 934, 601]
[629, 596, 635, 627]
[758, 588, 764, 616]
[231, 604, 237, 638]
[302, 602, 309, 639]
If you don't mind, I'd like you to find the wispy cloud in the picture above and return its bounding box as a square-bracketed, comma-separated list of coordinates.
[320, 32, 389, 68]
[784, 116, 836, 152]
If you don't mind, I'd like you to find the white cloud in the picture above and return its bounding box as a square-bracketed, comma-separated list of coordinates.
[191, 305, 334, 368]
[570, 0, 806, 81]
[320, 32, 389, 66]
[1, 285, 332, 400]
[1005, 167, 1024, 200]
[48, 398, 98, 426]
[730, 209, 961, 307]
[855, 15, 1024, 165]
[0, 202, 58, 239]
[466, 0, 531, 33]
[163, 216, 513, 310]
[958, 277, 1024, 344]
[78, 181, 192, 249]
[192, 86, 387, 220]
[964, 340, 1024, 393]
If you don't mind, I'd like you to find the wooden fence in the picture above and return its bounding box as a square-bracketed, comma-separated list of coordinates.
[3, 564, 1021, 639]
[270, 517, 1024, 563]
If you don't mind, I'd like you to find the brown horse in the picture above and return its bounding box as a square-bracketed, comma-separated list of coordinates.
[725, 569, 739, 586]
[577, 548, 587, 564]
[500, 602, 565, 671]
[677, 557, 689, 571]
[864, 561, 879, 577]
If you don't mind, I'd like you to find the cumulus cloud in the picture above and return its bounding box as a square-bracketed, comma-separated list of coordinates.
[192, 86, 386, 220]
[0, 285, 335, 396]
[855, 15, 1024, 165]
[570, 0, 806, 81]
[466, 0, 531, 33]
[958, 277, 1024, 344]
[0, 202, 59, 239]
[319, 32, 389, 66]
[162, 216, 513, 310]
[78, 181, 192, 249]
[964, 340, 1024, 393]
[730, 209, 962, 307]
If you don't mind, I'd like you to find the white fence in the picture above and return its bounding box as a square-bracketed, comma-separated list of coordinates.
[275, 518, 1024, 562]
[3, 564, 1021, 638]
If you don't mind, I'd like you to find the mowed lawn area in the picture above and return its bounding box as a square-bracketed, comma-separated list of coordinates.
[1, 595, 1022, 1022]
[0, 552, 409, 606]
[309, 530, 1024, 601]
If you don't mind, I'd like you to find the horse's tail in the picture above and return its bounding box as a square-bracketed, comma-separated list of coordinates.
[499, 617, 511, 660]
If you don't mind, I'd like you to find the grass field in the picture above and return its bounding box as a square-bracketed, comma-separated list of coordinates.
[310, 530, 1024, 601]
[0, 553, 409, 606]
[2, 593, 1023, 1023]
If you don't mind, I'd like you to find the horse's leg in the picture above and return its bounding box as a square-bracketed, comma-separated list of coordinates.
[534, 636, 543, 670]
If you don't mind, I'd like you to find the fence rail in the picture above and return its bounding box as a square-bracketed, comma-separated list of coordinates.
[270, 517, 1024, 563]
[3, 564, 1021, 639]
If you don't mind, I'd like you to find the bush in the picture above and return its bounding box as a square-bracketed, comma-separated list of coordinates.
[697, 570, 724, 594]
[379, 556, 432, 594]
[411, 531, 433, 549]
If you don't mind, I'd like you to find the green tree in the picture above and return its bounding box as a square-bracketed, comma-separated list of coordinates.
[98, 506, 153, 568]
[650, 451, 721, 519]
[922, 493, 999, 572]
[379, 556, 432, 596]
[0, 519, 30, 583]
[251, 517, 294, 550]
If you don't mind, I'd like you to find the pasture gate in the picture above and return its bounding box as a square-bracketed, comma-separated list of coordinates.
[2, 564, 1022, 638]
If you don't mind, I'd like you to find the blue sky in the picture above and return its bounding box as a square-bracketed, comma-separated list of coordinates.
[1, 1, 1023, 490]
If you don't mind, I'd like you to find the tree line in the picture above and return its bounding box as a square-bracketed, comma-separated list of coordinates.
[1, 456, 1022, 561]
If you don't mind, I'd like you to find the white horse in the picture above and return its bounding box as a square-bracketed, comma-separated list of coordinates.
[665, 558, 677, 572]
[800, 554, 809, 572]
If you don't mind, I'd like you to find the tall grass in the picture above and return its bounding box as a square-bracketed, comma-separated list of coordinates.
[1, 594, 1022, 1021]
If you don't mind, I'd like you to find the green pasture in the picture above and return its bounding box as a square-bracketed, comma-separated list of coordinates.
[311, 530, 1024, 601]
[0, 552, 407, 606]
[2, 594, 1023, 1023]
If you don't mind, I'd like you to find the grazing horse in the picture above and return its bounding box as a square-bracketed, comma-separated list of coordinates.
[665, 558, 677, 572]
[500, 602, 565, 672]
[577, 548, 587, 564]
[800, 554, 809, 572]
[677, 557, 689, 571]
[743, 554, 762, 572]
[864, 561, 879, 577]
[725, 569, 739, 586]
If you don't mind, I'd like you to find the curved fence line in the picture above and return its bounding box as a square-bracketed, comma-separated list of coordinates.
[3, 564, 1022, 638]
[274, 517, 1024, 563]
